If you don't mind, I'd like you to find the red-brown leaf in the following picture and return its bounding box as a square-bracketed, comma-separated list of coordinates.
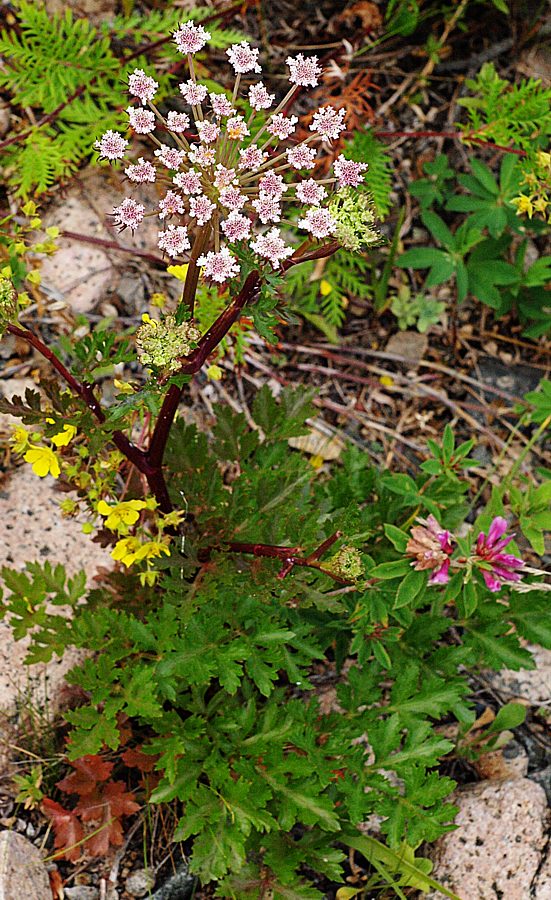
[121, 745, 159, 773]
[42, 798, 84, 862]
[56, 755, 114, 796]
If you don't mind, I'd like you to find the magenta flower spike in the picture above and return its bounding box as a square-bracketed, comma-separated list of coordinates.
[93, 19, 378, 287]
[474, 516, 524, 592]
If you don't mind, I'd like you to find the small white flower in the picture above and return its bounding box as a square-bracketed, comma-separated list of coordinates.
[128, 69, 159, 105]
[226, 41, 261, 74]
[198, 248, 241, 283]
[173, 21, 211, 54]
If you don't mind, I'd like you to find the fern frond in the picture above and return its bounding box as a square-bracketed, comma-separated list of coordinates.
[345, 129, 393, 220]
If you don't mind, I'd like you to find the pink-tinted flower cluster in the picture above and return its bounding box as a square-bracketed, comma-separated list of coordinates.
[406, 515, 454, 585]
[406, 514, 526, 593]
[95, 20, 369, 279]
[473, 517, 524, 592]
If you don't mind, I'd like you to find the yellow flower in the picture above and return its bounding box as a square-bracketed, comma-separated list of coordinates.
[206, 364, 223, 381]
[51, 424, 77, 447]
[533, 196, 548, 214]
[512, 194, 534, 218]
[113, 379, 135, 395]
[24, 446, 60, 478]
[111, 536, 170, 567]
[133, 539, 171, 562]
[10, 426, 31, 454]
[111, 536, 141, 567]
[536, 150, 551, 170]
[167, 264, 189, 282]
[320, 279, 333, 296]
[97, 499, 147, 533]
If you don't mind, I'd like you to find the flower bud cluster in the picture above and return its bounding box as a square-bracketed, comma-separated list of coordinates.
[0, 277, 18, 336]
[135, 314, 201, 373]
[94, 20, 377, 286]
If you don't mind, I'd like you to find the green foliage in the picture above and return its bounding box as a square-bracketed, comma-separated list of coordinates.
[345, 129, 394, 220]
[459, 62, 551, 159]
[0, 2, 242, 196]
[284, 251, 372, 338]
[390, 285, 445, 332]
[399, 153, 551, 335]
[2, 386, 548, 895]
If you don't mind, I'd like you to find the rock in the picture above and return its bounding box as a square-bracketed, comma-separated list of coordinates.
[530, 766, 551, 805]
[64, 887, 100, 900]
[151, 867, 196, 900]
[428, 777, 549, 900]
[0, 830, 51, 899]
[40, 168, 159, 315]
[0, 466, 110, 713]
[533, 846, 551, 898]
[488, 645, 551, 706]
[473, 740, 529, 781]
[385, 330, 428, 370]
[126, 868, 156, 896]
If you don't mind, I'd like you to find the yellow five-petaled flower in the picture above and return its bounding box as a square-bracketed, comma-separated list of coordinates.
[23, 446, 61, 478]
[97, 499, 148, 533]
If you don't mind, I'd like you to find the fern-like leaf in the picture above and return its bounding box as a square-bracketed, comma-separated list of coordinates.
[345, 129, 393, 220]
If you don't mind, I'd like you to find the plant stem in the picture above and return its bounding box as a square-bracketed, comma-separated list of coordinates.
[201, 531, 349, 583]
[179, 224, 211, 318]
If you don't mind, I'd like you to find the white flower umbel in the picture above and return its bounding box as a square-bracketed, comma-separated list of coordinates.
[95, 20, 374, 285]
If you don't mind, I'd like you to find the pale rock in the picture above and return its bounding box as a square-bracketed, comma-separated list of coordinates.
[489, 645, 551, 705]
[126, 867, 156, 896]
[0, 466, 110, 713]
[40, 168, 159, 314]
[44, 0, 117, 24]
[533, 846, 551, 899]
[385, 330, 428, 370]
[0, 106, 10, 139]
[64, 887, 100, 900]
[0, 830, 50, 899]
[473, 740, 529, 781]
[428, 777, 549, 900]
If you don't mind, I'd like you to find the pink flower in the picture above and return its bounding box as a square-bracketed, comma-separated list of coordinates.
[334, 154, 368, 188]
[209, 92, 235, 118]
[258, 172, 288, 200]
[406, 515, 454, 585]
[95, 130, 128, 161]
[166, 111, 190, 133]
[248, 82, 275, 110]
[173, 169, 203, 194]
[198, 248, 240, 283]
[112, 198, 145, 232]
[179, 80, 208, 105]
[286, 144, 317, 170]
[310, 106, 347, 142]
[128, 69, 158, 105]
[267, 114, 298, 140]
[159, 190, 185, 220]
[218, 186, 246, 211]
[474, 517, 524, 593]
[154, 145, 186, 170]
[127, 107, 155, 134]
[187, 144, 216, 167]
[295, 179, 326, 206]
[226, 115, 249, 141]
[158, 225, 190, 257]
[173, 21, 211, 54]
[189, 194, 216, 225]
[238, 145, 268, 171]
[251, 227, 294, 265]
[214, 166, 238, 189]
[197, 120, 220, 143]
[221, 211, 252, 242]
[125, 158, 156, 183]
[298, 207, 336, 238]
[252, 194, 282, 224]
[286, 53, 322, 87]
[226, 41, 261, 74]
